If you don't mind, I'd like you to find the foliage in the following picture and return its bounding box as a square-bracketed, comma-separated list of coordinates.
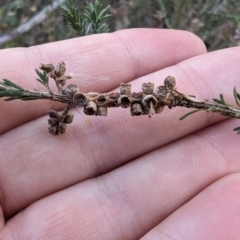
[35, 69, 49, 87]
[1, 64, 240, 135]
[0, 78, 39, 101]
[179, 87, 240, 134]
[61, 0, 111, 35]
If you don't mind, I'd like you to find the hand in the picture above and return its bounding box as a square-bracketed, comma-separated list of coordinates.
[1, 29, 240, 239]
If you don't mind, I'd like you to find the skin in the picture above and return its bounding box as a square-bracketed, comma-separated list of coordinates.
[0, 29, 240, 239]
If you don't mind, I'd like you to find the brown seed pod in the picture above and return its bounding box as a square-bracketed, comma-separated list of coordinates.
[64, 114, 74, 124]
[132, 92, 143, 99]
[83, 101, 97, 115]
[54, 61, 66, 77]
[49, 110, 59, 119]
[109, 92, 120, 99]
[39, 63, 54, 72]
[74, 93, 87, 106]
[164, 76, 176, 89]
[142, 95, 158, 108]
[97, 95, 107, 106]
[96, 107, 108, 116]
[142, 82, 154, 94]
[120, 83, 131, 95]
[58, 122, 67, 134]
[48, 126, 57, 135]
[155, 105, 164, 114]
[131, 103, 143, 116]
[154, 85, 170, 101]
[65, 84, 79, 98]
[118, 95, 131, 108]
[48, 118, 58, 126]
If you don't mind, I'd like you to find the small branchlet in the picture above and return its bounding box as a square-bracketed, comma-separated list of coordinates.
[1, 61, 240, 136]
[39, 61, 71, 93]
[61, 0, 111, 36]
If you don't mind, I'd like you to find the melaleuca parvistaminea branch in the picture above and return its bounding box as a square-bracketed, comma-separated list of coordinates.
[1, 61, 240, 136]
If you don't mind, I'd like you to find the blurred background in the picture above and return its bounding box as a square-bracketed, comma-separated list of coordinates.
[0, 0, 240, 51]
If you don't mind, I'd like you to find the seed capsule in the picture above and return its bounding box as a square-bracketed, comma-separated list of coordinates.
[164, 76, 176, 89]
[96, 107, 108, 116]
[48, 118, 58, 126]
[83, 101, 97, 115]
[54, 61, 66, 77]
[142, 95, 158, 108]
[39, 63, 54, 72]
[118, 95, 131, 108]
[120, 83, 131, 95]
[65, 84, 79, 98]
[64, 114, 74, 124]
[74, 93, 87, 106]
[48, 110, 59, 119]
[131, 103, 143, 116]
[155, 105, 164, 114]
[48, 126, 57, 135]
[142, 82, 154, 94]
[58, 122, 67, 134]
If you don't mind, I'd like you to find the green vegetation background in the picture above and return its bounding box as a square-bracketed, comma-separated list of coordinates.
[0, 0, 240, 51]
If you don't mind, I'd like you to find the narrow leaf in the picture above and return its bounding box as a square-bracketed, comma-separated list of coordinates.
[36, 78, 44, 85]
[233, 86, 240, 107]
[220, 94, 231, 109]
[35, 69, 44, 79]
[0, 86, 7, 91]
[0, 91, 12, 97]
[212, 98, 223, 104]
[21, 97, 39, 101]
[35, 69, 48, 85]
[3, 79, 25, 90]
[179, 109, 201, 120]
[233, 126, 240, 131]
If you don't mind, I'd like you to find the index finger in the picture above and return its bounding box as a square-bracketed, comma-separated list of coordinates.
[0, 28, 206, 134]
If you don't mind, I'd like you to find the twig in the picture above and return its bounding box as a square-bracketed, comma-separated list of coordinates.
[1, 62, 240, 135]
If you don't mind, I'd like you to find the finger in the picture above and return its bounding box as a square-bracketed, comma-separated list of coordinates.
[1, 47, 240, 218]
[2, 127, 240, 239]
[142, 174, 240, 240]
[0, 29, 206, 134]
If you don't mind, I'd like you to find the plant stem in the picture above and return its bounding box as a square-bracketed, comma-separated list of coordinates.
[2, 84, 240, 119]
[1, 62, 240, 135]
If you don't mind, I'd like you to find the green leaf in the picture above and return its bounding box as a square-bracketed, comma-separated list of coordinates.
[220, 93, 231, 109]
[2, 79, 24, 90]
[213, 94, 233, 109]
[0, 86, 7, 91]
[61, 0, 86, 36]
[0, 91, 12, 97]
[98, 6, 111, 20]
[212, 98, 223, 104]
[35, 69, 49, 86]
[235, 112, 240, 118]
[62, 0, 111, 35]
[179, 109, 201, 120]
[21, 96, 39, 101]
